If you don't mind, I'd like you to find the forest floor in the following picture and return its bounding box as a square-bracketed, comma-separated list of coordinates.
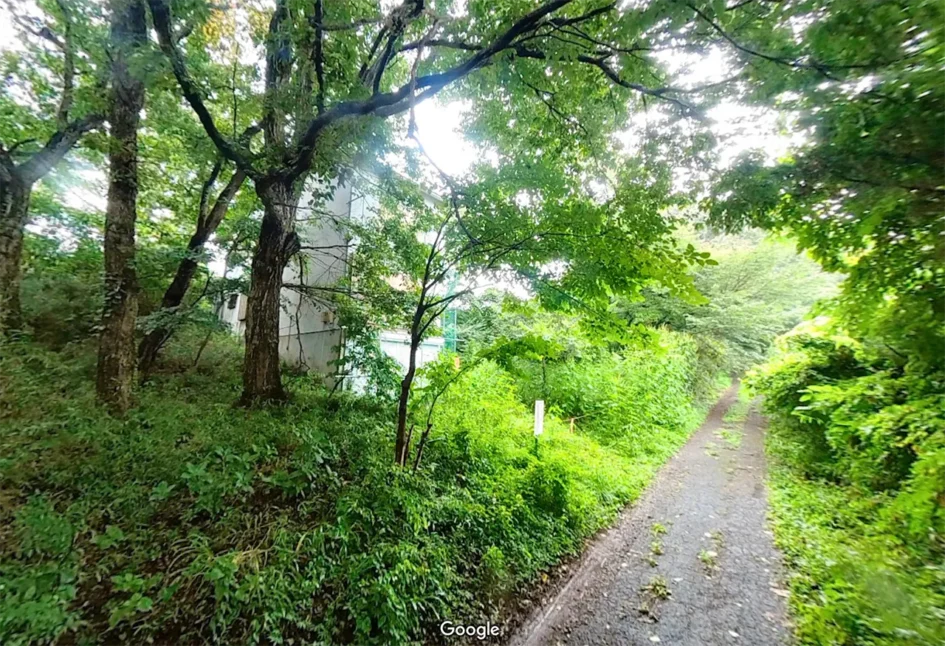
[507, 384, 791, 646]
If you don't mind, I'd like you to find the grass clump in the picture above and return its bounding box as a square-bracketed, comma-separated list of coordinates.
[643, 576, 671, 600]
[716, 428, 742, 449]
[698, 549, 718, 572]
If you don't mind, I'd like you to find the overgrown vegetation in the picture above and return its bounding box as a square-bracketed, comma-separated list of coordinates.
[750, 325, 945, 646]
[1, 0, 940, 643]
[706, 2, 945, 642]
[0, 307, 728, 645]
[620, 232, 838, 374]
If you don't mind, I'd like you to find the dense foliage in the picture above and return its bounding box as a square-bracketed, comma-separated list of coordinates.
[750, 324, 945, 646]
[618, 230, 838, 373]
[699, 3, 945, 643]
[1, 0, 941, 643]
[0, 318, 724, 645]
[705, 0, 943, 385]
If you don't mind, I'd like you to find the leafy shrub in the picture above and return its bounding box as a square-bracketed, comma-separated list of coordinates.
[20, 237, 104, 348]
[750, 322, 945, 645]
[524, 329, 721, 459]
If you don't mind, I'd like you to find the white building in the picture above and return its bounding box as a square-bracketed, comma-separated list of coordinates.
[219, 174, 446, 384]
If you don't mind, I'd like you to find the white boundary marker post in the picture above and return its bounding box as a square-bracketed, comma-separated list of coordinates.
[534, 400, 545, 436]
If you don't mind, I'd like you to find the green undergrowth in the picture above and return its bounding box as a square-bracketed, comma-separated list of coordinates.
[753, 326, 945, 646]
[765, 420, 945, 646]
[0, 330, 723, 645]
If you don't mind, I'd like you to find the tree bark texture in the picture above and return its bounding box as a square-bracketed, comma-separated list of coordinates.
[0, 179, 31, 332]
[96, 0, 146, 413]
[240, 178, 300, 404]
[395, 310, 423, 466]
[137, 168, 245, 375]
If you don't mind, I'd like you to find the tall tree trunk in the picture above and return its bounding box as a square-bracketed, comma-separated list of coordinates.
[0, 179, 31, 332]
[96, 0, 146, 413]
[138, 168, 245, 375]
[240, 178, 299, 404]
[395, 311, 423, 465]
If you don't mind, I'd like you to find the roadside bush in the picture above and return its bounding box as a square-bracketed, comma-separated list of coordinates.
[750, 322, 945, 646]
[532, 329, 724, 458]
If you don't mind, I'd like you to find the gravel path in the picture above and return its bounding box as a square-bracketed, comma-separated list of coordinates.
[507, 383, 790, 646]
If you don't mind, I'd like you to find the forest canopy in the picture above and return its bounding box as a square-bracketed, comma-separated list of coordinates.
[0, 0, 941, 644]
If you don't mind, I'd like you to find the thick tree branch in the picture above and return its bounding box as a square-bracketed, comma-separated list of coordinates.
[400, 38, 482, 52]
[196, 157, 224, 229]
[368, 0, 426, 95]
[147, 0, 259, 175]
[204, 167, 246, 233]
[18, 113, 103, 184]
[290, 0, 578, 180]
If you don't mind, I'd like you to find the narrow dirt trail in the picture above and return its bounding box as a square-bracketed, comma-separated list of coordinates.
[508, 383, 790, 646]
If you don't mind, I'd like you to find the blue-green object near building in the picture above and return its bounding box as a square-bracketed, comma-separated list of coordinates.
[443, 270, 459, 351]
[443, 308, 458, 351]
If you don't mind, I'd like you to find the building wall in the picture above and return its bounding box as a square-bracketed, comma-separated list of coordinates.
[219, 292, 246, 336]
[277, 176, 381, 378]
[220, 173, 445, 385]
[347, 331, 446, 394]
